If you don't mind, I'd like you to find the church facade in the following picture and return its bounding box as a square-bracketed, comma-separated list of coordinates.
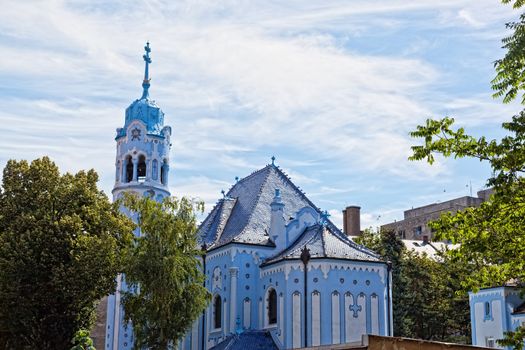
[106, 44, 393, 350]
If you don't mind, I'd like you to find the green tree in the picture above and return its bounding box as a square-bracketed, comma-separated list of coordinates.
[0, 157, 132, 349]
[356, 230, 470, 342]
[409, 1, 525, 348]
[120, 194, 210, 350]
[70, 330, 96, 350]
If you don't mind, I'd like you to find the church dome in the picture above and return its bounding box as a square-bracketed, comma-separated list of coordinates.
[120, 96, 165, 137]
[116, 42, 166, 139]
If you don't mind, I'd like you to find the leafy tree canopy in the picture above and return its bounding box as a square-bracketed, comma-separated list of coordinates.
[70, 330, 96, 350]
[0, 157, 132, 349]
[409, 1, 525, 347]
[120, 194, 210, 350]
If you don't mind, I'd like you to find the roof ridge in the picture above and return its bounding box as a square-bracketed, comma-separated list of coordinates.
[271, 166, 348, 235]
[318, 223, 381, 260]
[233, 165, 273, 242]
[262, 224, 321, 265]
[224, 334, 238, 350]
[320, 226, 328, 258]
[214, 198, 237, 246]
[226, 164, 272, 197]
[197, 198, 224, 242]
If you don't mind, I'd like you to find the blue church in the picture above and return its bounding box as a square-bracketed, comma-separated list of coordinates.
[105, 44, 393, 350]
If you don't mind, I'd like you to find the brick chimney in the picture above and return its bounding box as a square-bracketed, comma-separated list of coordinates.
[422, 235, 429, 244]
[342, 206, 361, 236]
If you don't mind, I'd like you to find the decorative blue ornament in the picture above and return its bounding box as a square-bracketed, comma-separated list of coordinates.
[320, 210, 330, 226]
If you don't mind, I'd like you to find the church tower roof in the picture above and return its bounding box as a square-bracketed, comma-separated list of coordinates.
[116, 42, 167, 140]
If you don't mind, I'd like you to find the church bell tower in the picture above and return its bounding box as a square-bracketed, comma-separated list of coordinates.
[105, 43, 172, 350]
[112, 42, 172, 202]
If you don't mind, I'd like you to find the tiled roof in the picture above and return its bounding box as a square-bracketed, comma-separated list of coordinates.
[400, 240, 458, 260]
[199, 164, 323, 249]
[198, 164, 381, 263]
[261, 223, 381, 266]
[209, 330, 278, 350]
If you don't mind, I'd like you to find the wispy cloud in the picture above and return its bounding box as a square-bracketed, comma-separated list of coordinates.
[0, 0, 517, 227]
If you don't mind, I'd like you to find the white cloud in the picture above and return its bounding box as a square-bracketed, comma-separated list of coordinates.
[0, 0, 517, 220]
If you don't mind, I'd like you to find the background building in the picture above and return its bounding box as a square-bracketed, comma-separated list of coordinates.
[380, 189, 493, 241]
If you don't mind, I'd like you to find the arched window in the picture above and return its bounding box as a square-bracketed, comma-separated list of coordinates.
[214, 295, 222, 329]
[484, 301, 491, 319]
[161, 159, 168, 185]
[137, 155, 146, 182]
[125, 155, 133, 183]
[268, 288, 277, 325]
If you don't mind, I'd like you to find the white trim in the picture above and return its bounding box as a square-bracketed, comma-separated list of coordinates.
[332, 291, 341, 344]
[292, 292, 301, 348]
[312, 291, 321, 346]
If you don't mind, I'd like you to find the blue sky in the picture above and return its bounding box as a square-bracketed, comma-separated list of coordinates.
[0, 0, 522, 229]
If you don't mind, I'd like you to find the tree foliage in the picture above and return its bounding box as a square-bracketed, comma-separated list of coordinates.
[70, 330, 96, 350]
[120, 194, 210, 350]
[0, 157, 132, 349]
[356, 230, 471, 342]
[493, 0, 525, 103]
[409, 1, 525, 348]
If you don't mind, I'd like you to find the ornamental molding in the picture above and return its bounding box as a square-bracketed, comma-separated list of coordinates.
[207, 247, 232, 261]
[260, 266, 285, 278]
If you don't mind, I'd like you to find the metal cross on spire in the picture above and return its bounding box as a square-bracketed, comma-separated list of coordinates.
[141, 42, 152, 99]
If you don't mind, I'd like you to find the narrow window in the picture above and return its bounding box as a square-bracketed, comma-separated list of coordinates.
[484, 301, 491, 319]
[125, 155, 133, 183]
[214, 295, 222, 329]
[268, 288, 277, 325]
[116, 160, 120, 182]
[161, 160, 168, 185]
[152, 159, 158, 181]
[137, 155, 146, 182]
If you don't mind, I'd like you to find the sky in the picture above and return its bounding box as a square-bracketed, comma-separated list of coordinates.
[0, 0, 522, 230]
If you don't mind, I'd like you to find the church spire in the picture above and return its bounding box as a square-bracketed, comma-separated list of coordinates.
[141, 42, 152, 99]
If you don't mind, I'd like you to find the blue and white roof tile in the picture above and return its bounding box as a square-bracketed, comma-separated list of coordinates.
[198, 164, 381, 263]
[262, 223, 381, 266]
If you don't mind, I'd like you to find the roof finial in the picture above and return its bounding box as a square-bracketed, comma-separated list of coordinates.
[320, 210, 330, 226]
[141, 42, 152, 99]
[221, 189, 226, 198]
[271, 155, 276, 166]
